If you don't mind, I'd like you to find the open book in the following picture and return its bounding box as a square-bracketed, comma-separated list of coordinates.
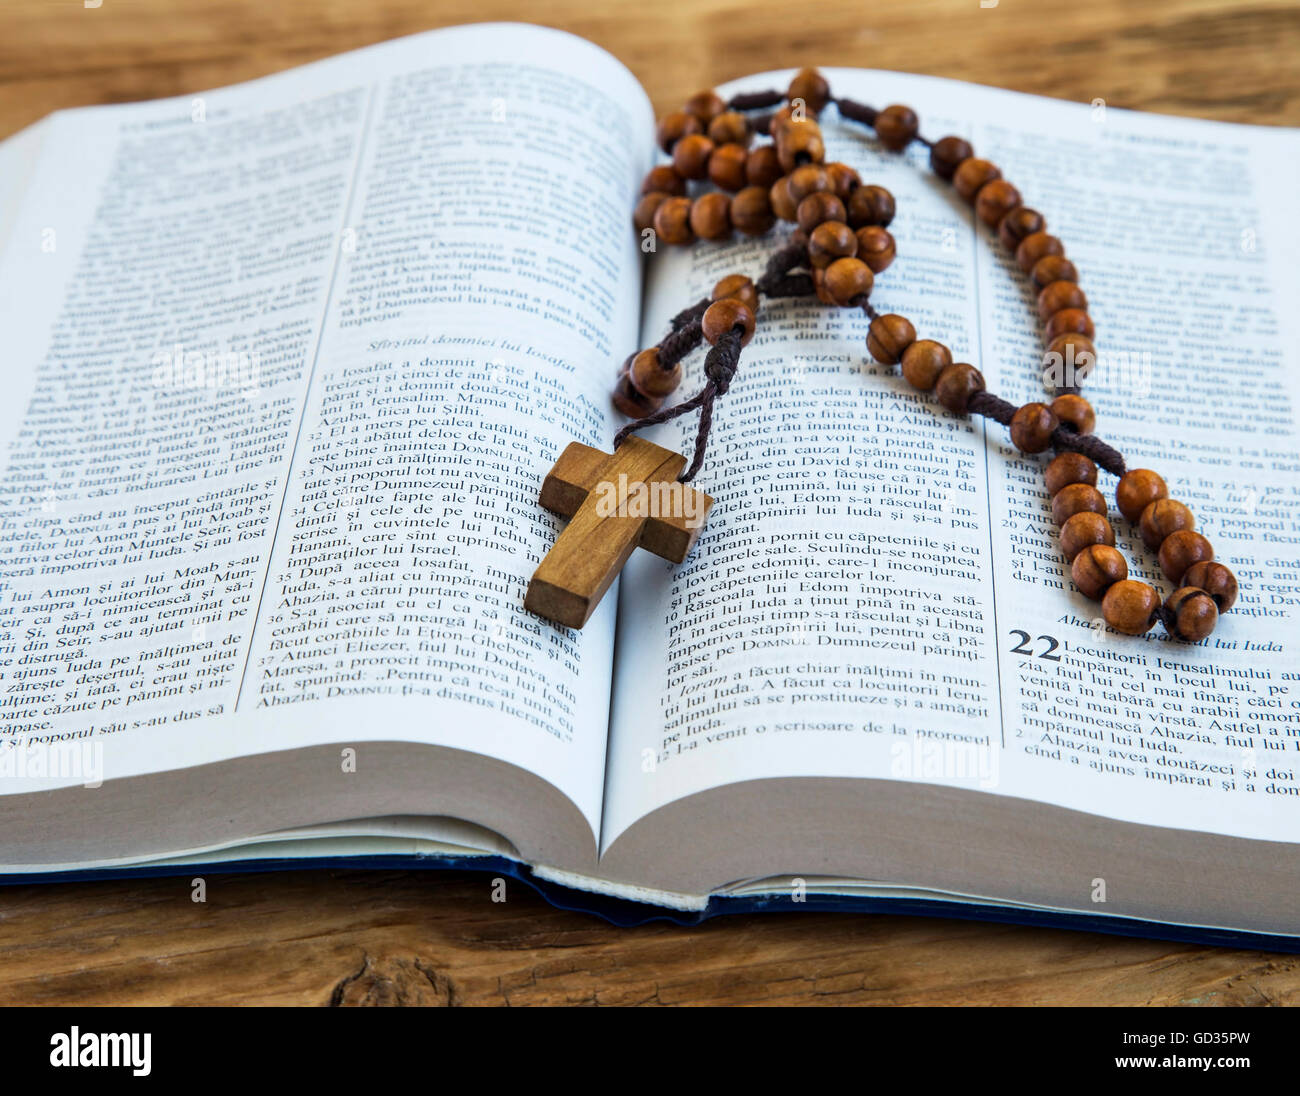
[2, 23, 1298, 947]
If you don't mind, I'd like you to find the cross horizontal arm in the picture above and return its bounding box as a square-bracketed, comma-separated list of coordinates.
[639, 488, 713, 563]
[539, 441, 608, 518]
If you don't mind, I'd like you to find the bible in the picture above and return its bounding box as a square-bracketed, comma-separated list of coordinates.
[2, 22, 1298, 949]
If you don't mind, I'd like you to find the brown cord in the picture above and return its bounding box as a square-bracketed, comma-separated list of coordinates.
[833, 97, 878, 127]
[761, 273, 816, 298]
[728, 89, 784, 111]
[613, 387, 708, 452]
[658, 318, 704, 367]
[968, 391, 1017, 425]
[613, 328, 742, 482]
[614, 241, 812, 479]
[834, 97, 933, 148]
[670, 297, 710, 330]
[755, 240, 809, 293]
[966, 392, 1126, 476]
[1052, 428, 1126, 477]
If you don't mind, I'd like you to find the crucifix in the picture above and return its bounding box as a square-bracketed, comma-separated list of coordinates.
[525, 438, 713, 629]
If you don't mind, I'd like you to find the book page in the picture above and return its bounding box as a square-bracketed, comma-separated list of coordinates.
[0, 24, 651, 841]
[0, 118, 45, 258]
[603, 68, 1300, 853]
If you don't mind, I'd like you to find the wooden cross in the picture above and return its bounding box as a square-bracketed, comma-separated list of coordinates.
[525, 437, 713, 629]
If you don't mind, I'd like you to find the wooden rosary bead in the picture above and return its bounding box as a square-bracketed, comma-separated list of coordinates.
[1181, 560, 1238, 612]
[1015, 231, 1064, 273]
[633, 192, 670, 233]
[769, 177, 799, 222]
[796, 192, 847, 233]
[1071, 544, 1127, 599]
[846, 184, 895, 228]
[612, 372, 663, 417]
[874, 104, 919, 151]
[823, 257, 874, 306]
[777, 114, 824, 149]
[1115, 469, 1168, 524]
[1009, 402, 1058, 453]
[684, 89, 726, 123]
[866, 314, 916, 365]
[929, 136, 974, 181]
[702, 298, 756, 347]
[712, 274, 759, 314]
[1037, 280, 1088, 322]
[746, 145, 784, 189]
[1045, 307, 1095, 342]
[934, 362, 985, 414]
[825, 162, 862, 200]
[1031, 255, 1079, 290]
[1049, 393, 1095, 434]
[975, 179, 1022, 228]
[641, 165, 685, 197]
[652, 196, 695, 245]
[786, 163, 832, 202]
[1044, 451, 1097, 496]
[953, 158, 1002, 203]
[1060, 511, 1115, 562]
[1101, 580, 1161, 635]
[1162, 587, 1218, 642]
[776, 119, 825, 172]
[767, 105, 797, 140]
[708, 143, 750, 191]
[1158, 529, 1213, 584]
[707, 111, 752, 148]
[629, 348, 683, 399]
[730, 186, 775, 236]
[1139, 498, 1195, 550]
[854, 226, 896, 273]
[689, 191, 732, 240]
[656, 111, 704, 154]
[900, 339, 953, 391]
[672, 134, 715, 180]
[1051, 482, 1107, 526]
[1042, 333, 1096, 389]
[1044, 333, 1095, 364]
[998, 207, 1045, 251]
[788, 67, 831, 115]
[807, 220, 858, 268]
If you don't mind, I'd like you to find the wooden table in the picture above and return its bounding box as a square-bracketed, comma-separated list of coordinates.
[2, 0, 1298, 1006]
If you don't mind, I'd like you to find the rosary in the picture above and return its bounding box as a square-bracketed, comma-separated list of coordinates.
[524, 68, 1238, 643]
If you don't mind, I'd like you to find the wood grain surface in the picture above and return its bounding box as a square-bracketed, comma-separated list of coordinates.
[1, 0, 1298, 1006]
